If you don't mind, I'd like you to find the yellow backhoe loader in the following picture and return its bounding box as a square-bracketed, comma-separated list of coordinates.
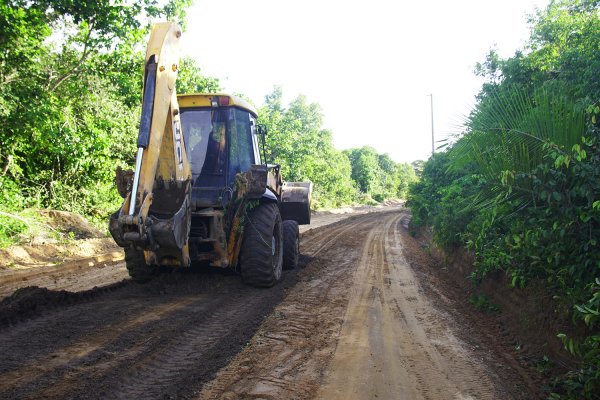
[109, 22, 312, 287]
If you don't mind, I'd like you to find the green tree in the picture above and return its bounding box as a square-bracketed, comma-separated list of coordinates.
[177, 56, 220, 94]
[258, 87, 357, 208]
[475, 0, 600, 105]
[345, 147, 382, 194]
[343, 147, 416, 200]
[0, 0, 200, 226]
[395, 162, 418, 198]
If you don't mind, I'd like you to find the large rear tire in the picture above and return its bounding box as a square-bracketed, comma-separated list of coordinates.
[125, 247, 156, 283]
[282, 220, 299, 270]
[240, 203, 283, 287]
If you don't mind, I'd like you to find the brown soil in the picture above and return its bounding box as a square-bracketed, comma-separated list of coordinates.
[200, 209, 542, 400]
[0, 209, 119, 271]
[0, 206, 546, 399]
[427, 240, 580, 383]
[38, 209, 104, 239]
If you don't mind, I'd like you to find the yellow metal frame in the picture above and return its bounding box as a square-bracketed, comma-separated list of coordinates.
[112, 22, 193, 267]
[177, 93, 257, 117]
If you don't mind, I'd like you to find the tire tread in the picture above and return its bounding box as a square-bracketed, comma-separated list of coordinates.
[240, 203, 283, 287]
[282, 220, 299, 270]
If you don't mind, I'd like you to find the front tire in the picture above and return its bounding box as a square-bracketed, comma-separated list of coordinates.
[240, 203, 283, 287]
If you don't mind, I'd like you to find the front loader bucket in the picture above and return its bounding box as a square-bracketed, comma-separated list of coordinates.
[280, 182, 312, 225]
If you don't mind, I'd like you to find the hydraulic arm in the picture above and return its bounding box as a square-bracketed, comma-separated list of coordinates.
[109, 22, 192, 267]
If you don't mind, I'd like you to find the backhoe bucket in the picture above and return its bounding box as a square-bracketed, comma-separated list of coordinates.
[280, 182, 312, 225]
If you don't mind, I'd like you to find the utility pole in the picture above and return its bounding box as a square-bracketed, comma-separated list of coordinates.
[427, 94, 434, 155]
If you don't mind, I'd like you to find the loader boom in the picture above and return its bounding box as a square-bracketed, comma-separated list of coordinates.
[109, 22, 193, 268]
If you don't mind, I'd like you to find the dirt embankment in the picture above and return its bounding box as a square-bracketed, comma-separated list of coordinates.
[0, 210, 118, 269]
[414, 226, 580, 390]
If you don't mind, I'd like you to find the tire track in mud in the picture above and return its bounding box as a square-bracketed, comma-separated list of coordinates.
[108, 290, 276, 400]
[316, 211, 505, 400]
[0, 269, 294, 399]
[0, 208, 529, 399]
[0, 295, 198, 395]
[200, 211, 391, 400]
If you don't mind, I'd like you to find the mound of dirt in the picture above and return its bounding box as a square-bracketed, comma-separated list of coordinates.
[38, 210, 103, 239]
[0, 286, 79, 326]
[0, 209, 119, 270]
[0, 237, 119, 270]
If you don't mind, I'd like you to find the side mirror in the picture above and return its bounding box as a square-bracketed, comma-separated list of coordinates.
[257, 125, 267, 136]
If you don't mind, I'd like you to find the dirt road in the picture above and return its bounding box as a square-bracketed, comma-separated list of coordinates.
[317, 212, 502, 399]
[0, 207, 540, 399]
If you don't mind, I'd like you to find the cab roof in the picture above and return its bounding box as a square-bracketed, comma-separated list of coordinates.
[177, 93, 257, 117]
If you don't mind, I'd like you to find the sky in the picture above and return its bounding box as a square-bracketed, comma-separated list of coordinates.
[181, 0, 550, 164]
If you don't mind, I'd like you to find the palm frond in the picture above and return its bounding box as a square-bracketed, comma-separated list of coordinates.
[448, 85, 585, 210]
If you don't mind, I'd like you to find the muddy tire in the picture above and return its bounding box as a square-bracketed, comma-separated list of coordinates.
[125, 247, 155, 283]
[282, 220, 299, 270]
[240, 203, 283, 287]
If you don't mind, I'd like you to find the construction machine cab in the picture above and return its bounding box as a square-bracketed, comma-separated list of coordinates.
[178, 94, 263, 209]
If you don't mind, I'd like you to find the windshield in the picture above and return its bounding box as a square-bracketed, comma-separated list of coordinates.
[180, 108, 227, 179]
[180, 107, 258, 194]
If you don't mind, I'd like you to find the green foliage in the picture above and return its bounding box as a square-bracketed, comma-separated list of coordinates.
[177, 57, 220, 94]
[0, 209, 47, 248]
[406, 152, 482, 247]
[452, 86, 585, 183]
[396, 162, 419, 198]
[411, 160, 426, 177]
[470, 294, 500, 313]
[258, 87, 417, 208]
[408, 1, 600, 397]
[344, 146, 417, 201]
[258, 87, 358, 208]
[345, 147, 378, 193]
[476, 0, 600, 105]
[0, 0, 201, 246]
[553, 280, 600, 398]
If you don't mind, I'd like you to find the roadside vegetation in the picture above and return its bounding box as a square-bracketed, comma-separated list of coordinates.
[0, 0, 416, 248]
[259, 86, 417, 209]
[407, 1, 599, 398]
